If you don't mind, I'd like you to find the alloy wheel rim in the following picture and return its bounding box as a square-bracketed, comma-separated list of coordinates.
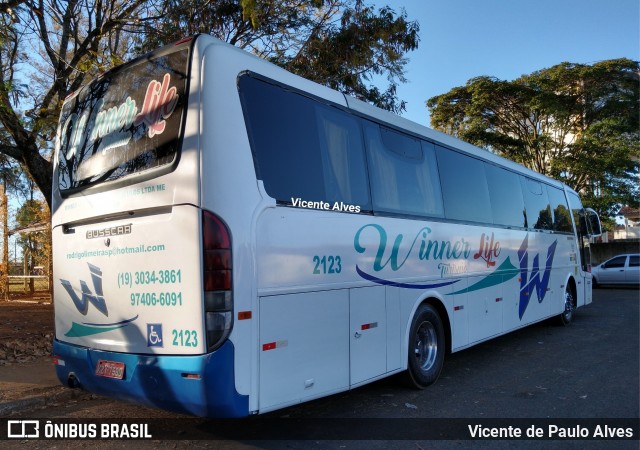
[414, 321, 438, 371]
[564, 291, 574, 320]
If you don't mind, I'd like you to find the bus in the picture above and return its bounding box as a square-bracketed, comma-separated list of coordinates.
[52, 34, 601, 418]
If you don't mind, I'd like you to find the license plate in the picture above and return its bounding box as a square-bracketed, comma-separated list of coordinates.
[95, 360, 125, 379]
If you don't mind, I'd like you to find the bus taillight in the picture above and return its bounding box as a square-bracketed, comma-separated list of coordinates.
[202, 210, 233, 351]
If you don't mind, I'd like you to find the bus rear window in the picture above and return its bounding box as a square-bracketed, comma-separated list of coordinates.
[56, 46, 189, 192]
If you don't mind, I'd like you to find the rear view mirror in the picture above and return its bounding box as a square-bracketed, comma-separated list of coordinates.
[586, 208, 602, 237]
[579, 208, 602, 238]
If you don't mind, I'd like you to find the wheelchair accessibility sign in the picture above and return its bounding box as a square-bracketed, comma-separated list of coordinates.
[146, 324, 163, 347]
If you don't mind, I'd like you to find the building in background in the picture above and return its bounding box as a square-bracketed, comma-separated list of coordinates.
[615, 206, 640, 240]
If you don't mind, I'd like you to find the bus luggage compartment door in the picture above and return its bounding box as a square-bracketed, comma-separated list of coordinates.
[349, 286, 387, 385]
[258, 290, 349, 411]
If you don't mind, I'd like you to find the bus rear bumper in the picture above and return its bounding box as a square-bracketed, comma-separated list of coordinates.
[52, 339, 249, 418]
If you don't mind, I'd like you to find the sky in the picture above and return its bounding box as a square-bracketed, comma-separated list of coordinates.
[373, 0, 640, 126]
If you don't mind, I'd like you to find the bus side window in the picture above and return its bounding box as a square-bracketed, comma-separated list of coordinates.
[521, 177, 552, 231]
[485, 163, 526, 228]
[239, 75, 370, 210]
[363, 122, 443, 218]
[315, 107, 370, 207]
[547, 186, 573, 233]
[436, 146, 492, 224]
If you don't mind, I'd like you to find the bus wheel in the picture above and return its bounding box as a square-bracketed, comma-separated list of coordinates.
[404, 303, 445, 389]
[557, 287, 575, 326]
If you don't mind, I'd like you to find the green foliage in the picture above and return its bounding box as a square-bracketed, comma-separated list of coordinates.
[284, 4, 419, 112]
[139, 0, 419, 113]
[15, 198, 50, 287]
[0, 0, 156, 208]
[427, 59, 640, 223]
[15, 199, 41, 227]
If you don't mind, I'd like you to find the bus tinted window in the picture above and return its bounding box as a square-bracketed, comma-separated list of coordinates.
[57, 47, 189, 191]
[568, 191, 584, 228]
[547, 186, 572, 233]
[239, 75, 370, 210]
[436, 146, 492, 224]
[317, 108, 370, 206]
[363, 123, 443, 217]
[522, 177, 552, 230]
[485, 164, 526, 228]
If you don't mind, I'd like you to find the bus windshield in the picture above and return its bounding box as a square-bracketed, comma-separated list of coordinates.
[56, 46, 189, 193]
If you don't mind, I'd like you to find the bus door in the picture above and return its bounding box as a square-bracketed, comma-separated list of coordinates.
[568, 192, 600, 306]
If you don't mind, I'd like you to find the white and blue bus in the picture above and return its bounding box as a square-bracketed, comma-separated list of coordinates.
[52, 35, 601, 417]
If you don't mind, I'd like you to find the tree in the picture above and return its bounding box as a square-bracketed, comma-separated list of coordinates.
[14, 197, 50, 294]
[0, 0, 162, 209]
[0, 146, 34, 297]
[1, 1, 419, 209]
[427, 59, 640, 221]
[138, 0, 419, 113]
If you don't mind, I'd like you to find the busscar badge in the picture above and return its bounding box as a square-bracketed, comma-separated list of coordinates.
[86, 223, 132, 239]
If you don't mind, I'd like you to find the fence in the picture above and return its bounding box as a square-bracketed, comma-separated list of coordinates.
[6, 274, 51, 301]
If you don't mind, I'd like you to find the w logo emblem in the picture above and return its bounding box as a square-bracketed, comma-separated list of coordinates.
[518, 235, 558, 320]
[60, 263, 109, 316]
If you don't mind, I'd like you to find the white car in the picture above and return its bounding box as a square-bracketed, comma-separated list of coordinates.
[592, 254, 640, 287]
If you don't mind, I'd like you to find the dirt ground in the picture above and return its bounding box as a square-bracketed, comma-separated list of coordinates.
[0, 300, 54, 365]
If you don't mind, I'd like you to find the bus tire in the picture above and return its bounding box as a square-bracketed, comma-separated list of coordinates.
[404, 303, 445, 389]
[557, 286, 575, 326]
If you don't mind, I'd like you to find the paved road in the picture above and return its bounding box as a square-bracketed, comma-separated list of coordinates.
[5, 288, 639, 449]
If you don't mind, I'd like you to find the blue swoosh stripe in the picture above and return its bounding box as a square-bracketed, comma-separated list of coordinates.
[356, 265, 460, 289]
[83, 315, 139, 327]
